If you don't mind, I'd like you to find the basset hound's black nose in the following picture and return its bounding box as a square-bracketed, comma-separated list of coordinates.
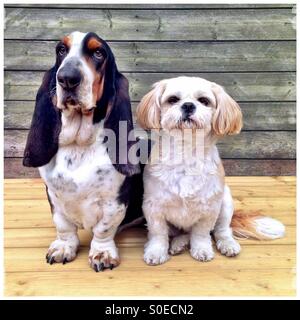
[181, 102, 196, 116]
[57, 67, 82, 90]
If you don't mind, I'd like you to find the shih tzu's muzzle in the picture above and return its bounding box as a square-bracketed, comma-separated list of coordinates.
[181, 102, 196, 120]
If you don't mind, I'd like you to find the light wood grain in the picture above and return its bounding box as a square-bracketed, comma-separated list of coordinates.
[5, 268, 296, 296]
[5, 246, 295, 273]
[5, 226, 295, 249]
[4, 177, 296, 296]
[4, 197, 296, 229]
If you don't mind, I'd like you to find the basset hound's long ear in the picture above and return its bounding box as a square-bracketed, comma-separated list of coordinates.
[23, 67, 61, 167]
[104, 72, 141, 176]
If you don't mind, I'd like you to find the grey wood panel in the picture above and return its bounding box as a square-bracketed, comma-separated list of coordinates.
[4, 130, 296, 159]
[4, 4, 296, 177]
[4, 4, 295, 9]
[4, 158, 296, 178]
[4, 101, 296, 131]
[4, 8, 296, 41]
[4, 40, 296, 72]
[4, 71, 296, 102]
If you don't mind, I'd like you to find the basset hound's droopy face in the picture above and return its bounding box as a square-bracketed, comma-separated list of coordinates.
[23, 31, 139, 177]
[55, 32, 110, 114]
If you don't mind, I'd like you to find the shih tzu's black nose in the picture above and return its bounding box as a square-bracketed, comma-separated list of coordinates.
[181, 102, 196, 116]
[57, 67, 82, 90]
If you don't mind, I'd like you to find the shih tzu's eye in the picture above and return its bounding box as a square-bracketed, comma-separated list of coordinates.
[167, 96, 180, 104]
[198, 97, 210, 106]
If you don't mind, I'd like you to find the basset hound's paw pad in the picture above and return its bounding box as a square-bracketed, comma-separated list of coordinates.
[169, 235, 190, 255]
[190, 244, 215, 262]
[216, 239, 241, 257]
[89, 250, 120, 272]
[46, 239, 79, 264]
[144, 242, 170, 266]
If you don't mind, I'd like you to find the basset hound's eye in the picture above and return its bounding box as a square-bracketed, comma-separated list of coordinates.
[198, 97, 210, 106]
[93, 49, 103, 60]
[167, 96, 180, 104]
[58, 45, 67, 56]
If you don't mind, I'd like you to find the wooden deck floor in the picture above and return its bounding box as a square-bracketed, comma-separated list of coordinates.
[4, 177, 296, 296]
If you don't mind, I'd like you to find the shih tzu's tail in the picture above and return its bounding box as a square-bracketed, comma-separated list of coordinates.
[231, 210, 285, 240]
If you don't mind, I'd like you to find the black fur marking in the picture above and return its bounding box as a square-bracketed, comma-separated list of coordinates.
[118, 170, 145, 226]
[82, 33, 141, 176]
[45, 185, 55, 214]
[23, 67, 61, 167]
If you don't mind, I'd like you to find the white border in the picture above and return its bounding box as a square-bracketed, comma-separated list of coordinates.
[1, 0, 298, 300]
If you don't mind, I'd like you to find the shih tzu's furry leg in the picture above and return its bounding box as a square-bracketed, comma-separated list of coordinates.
[190, 219, 215, 262]
[143, 207, 170, 265]
[169, 233, 190, 255]
[214, 185, 241, 257]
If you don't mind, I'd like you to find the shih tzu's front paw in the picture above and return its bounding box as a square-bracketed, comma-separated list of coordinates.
[144, 239, 170, 266]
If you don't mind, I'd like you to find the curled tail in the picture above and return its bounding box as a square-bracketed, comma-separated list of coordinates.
[231, 210, 285, 240]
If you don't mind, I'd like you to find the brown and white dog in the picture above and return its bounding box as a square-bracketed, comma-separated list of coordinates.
[136, 76, 285, 265]
[23, 32, 143, 272]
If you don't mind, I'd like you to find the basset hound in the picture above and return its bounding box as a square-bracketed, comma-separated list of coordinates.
[23, 31, 143, 272]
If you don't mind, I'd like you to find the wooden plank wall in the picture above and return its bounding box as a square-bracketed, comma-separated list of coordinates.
[4, 4, 296, 177]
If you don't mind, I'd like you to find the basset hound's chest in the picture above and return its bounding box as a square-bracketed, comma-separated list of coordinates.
[40, 114, 124, 196]
[39, 139, 125, 228]
[41, 142, 122, 191]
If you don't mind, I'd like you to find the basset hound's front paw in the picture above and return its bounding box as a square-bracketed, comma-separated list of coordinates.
[89, 241, 120, 272]
[46, 238, 79, 265]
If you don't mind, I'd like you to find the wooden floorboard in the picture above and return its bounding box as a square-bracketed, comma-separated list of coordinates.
[4, 177, 296, 296]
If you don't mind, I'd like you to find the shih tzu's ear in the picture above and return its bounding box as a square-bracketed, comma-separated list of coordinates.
[23, 67, 61, 167]
[211, 83, 243, 136]
[136, 80, 167, 129]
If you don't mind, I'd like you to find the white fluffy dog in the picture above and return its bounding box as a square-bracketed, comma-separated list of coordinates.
[136, 76, 285, 266]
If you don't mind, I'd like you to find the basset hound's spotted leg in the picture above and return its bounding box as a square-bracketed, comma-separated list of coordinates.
[46, 209, 80, 265]
[89, 200, 126, 272]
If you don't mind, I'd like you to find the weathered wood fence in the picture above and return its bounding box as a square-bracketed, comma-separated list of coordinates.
[4, 4, 296, 177]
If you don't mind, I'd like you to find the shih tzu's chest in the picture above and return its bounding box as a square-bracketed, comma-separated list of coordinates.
[145, 153, 225, 205]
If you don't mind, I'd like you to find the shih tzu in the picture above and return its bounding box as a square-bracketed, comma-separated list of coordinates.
[136, 76, 285, 265]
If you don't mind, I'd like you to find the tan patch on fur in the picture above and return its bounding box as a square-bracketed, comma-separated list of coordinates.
[62, 35, 72, 48]
[231, 210, 268, 240]
[85, 58, 106, 105]
[52, 95, 57, 107]
[87, 37, 101, 50]
[90, 251, 120, 267]
[136, 80, 167, 129]
[211, 83, 243, 136]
